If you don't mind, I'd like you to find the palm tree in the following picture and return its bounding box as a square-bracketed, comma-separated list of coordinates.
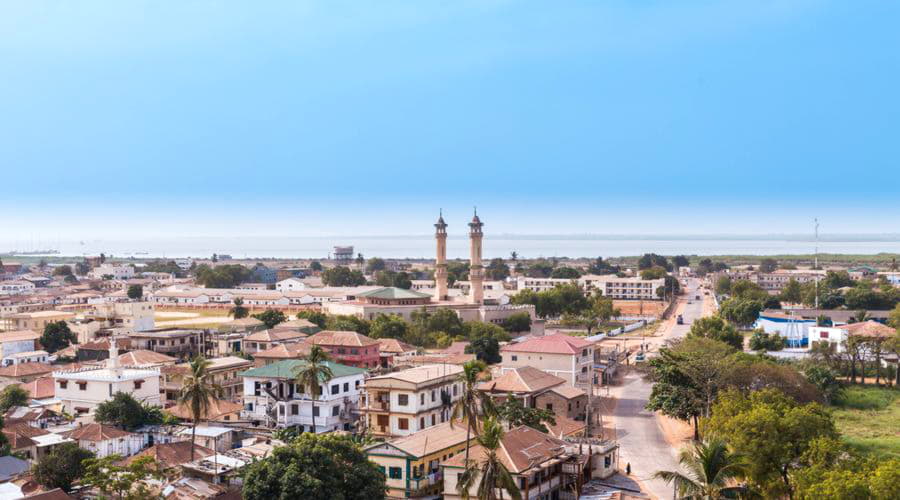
[294, 345, 334, 433]
[229, 297, 248, 319]
[177, 356, 222, 461]
[456, 417, 521, 500]
[451, 360, 492, 469]
[652, 438, 754, 500]
[853, 310, 869, 323]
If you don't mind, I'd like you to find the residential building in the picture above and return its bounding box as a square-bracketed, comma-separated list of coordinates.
[176, 426, 241, 453]
[168, 397, 243, 423]
[754, 270, 824, 292]
[0, 280, 36, 295]
[2, 350, 49, 366]
[86, 301, 155, 332]
[360, 364, 464, 438]
[364, 421, 472, 499]
[164, 356, 251, 402]
[377, 338, 417, 368]
[809, 320, 896, 354]
[306, 330, 380, 369]
[5, 311, 74, 332]
[242, 328, 307, 354]
[241, 359, 366, 432]
[442, 427, 620, 500]
[0, 363, 55, 386]
[89, 264, 135, 280]
[125, 441, 215, 470]
[63, 423, 144, 458]
[477, 366, 587, 420]
[53, 340, 161, 415]
[126, 328, 199, 359]
[117, 349, 178, 368]
[578, 274, 665, 300]
[252, 342, 311, 367]
[0, 330, 40, 360]
[500, 333, 596, 388]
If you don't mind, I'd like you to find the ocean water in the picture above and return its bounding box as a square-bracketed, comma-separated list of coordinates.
[3, 236, 900, 260]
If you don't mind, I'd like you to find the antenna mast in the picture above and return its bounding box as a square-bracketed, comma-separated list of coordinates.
[814, 218, 819, 309]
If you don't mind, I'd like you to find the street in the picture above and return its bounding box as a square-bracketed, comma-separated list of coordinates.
[607, 278, 711, 500]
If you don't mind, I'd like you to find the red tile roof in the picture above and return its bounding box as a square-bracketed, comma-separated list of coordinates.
[17, 376, 55, 400]
[442, 426, 568, 473]
[254, 343, 311, 359]
[64, 423, 134, 441]
[0, 363, 54, 378]
[307, 330, 378, 348]
[125, 441, 214, 469]
[501, 333, 593, 355]
[841, 321, 896, 338]
[477, 366, 565, 394]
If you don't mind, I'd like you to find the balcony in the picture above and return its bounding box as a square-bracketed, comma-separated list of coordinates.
[408, 473, 442, 498]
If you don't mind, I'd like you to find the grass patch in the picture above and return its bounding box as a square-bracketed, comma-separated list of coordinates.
[831, 385, 900, 459]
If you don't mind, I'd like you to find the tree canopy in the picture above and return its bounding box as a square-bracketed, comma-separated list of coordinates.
[40, 321, 77, 353]
[321, 266, 366, 286]
[33, 442, 95, 492]
[253, 309, 287, 329]
[94, 392, 164, 431]
[687, 316, 744, 350]
[242, 433, 386, 500]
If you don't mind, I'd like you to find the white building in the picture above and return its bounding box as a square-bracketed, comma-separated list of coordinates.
[53, 340, 161, 415]
[0, 281, 36, 295]
[275, 278, 307, 292]
[0, 330, 40, 360]
[89, 264, 135, 280]
[241, 359, 366, 433]
[755, 312, 816, 348]
[63, 423, 144, 458]
[2, 350, 49, 367]
[578, 274, 665, 300]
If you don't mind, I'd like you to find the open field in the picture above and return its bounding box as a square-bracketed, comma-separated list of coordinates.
[831, 385, 900, 459]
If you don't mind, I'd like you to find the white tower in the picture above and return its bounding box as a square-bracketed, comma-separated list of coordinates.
[434, 211, 449, 301]
[468, 209, 484, 305]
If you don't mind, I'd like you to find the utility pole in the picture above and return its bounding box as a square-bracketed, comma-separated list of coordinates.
[814, 218, 820, 309]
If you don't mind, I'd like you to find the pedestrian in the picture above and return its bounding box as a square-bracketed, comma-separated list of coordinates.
[626, 462, 631, 475]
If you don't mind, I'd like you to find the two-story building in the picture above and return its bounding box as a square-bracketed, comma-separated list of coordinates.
[163, 356, 252, 403]
[364, 421, 472, 499]
[306, 330, 381, 369]
[240, 359, 366, 433]
[360, 364, 464, 438]
[477, 366, 587, 421]
[242, 328, 308, 354]
[500, 334, 596, 389]
[126, 328, 199, 359]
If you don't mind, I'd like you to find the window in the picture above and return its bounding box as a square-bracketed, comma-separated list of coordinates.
[453, 385, 458, 396]
[134, 380, 143, 390]
[431, 414, 436, 426]
[389, 467, 403, 479]
[431, 390, 436, 402]
[78, 382, 87, 391]
[291, 404, 299, 415]
[398, 418, 408, 430]
[332, 406, 340, 416]
[313, 406, 320, 417]
[511, 355, 518, 361]
[379, 466, 386, 476]
[420, 393, 425, 405]
[331, 384, 339, 395]
[398, 394, 409, 406]
[343, 382, 349, 392]
[546, 403, 553, 411]
[355, 380, 360, 388]
[279, 405, 285, 415]
[582, 349, 588, 356]
[420, 417, 425, 429]
[58, 381, 68, 389]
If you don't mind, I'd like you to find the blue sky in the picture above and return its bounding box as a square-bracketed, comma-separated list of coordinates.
[2, 1, 900, 239]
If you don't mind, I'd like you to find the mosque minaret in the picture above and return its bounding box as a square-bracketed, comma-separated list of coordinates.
[468, 209, 485, 305]
[433, 211, 449, 301]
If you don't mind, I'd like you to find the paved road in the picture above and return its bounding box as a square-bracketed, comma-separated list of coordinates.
[610, 278, 710, 500]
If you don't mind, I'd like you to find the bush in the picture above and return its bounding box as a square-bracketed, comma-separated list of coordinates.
[749, 329, 786, 352]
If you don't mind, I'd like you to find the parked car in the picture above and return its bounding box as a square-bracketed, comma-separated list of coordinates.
[676, 315, 684, 325]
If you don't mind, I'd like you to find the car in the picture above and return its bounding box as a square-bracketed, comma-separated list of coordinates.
[676, 315, 684, 325]
[635, 353, 646, 363]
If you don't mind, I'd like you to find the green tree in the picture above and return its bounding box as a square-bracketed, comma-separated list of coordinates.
[672, 255, 690, 268]
[640, 266, 668, 280]
[714, 276, 732, 296]
[687, 316, 744, 350]
[40, 321, 77, 353]
[485, 258, 510, 281]
[242, 433, 386, 500]
[451, 360, 492, 471]
[81, 454, 163, 499]
[456, 417, 522, 500]
[495, 395, 556, 433]
[178, 357, 222, 461]
[325, 314, 371, 335]
[369, 313, 409, 340]
[728, 280, 768, 301]
[780, 278, 803, 304]
[52, 265, 73, 277]
[126, 284, 143, 300]
[550, 266, 581, 279]
[500, 312, 531, 333]
[587, 256, 619, 275]
[365, 257, 386, 274]
[800, 363, 842, 404]
[525, 259, 555, 278]
[294, 346, 334, 433]
[321, 266, 366, 286]
[466, 336, 501, 364]
[309, 260, 323, 272]
[253, 309, 287, 328]
[296, 310, 327, 328]
[638, 253, 670, 271]
[759, 258, 778, 273]
[580, 296, 620, 335]
[194, 263, 252, 288]
[653, 439, 753, 500]
[230, 297, 249, 319]
[702, 389, 837, 498]
[0, 385, 29, 412]
[94, 392, 163, 430]
[33, 441, 94, 492]
[748, 329, 785, 352]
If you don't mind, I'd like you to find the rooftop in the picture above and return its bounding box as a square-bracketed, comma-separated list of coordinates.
[0, 330, 41, 343]
[307, 330, 379, 348]
[241, 359, 366, 380]
[64, 423, 134, 441]
[366, 363, 463, 385]
[366, 420, 469, 458]
[478, 366, 565, 394]
[841, 320, 896, 338]
[254, 342, 312, 359]
[0, 363, 54, 378]
[443, 425, 568, 473]
[501, 333, 594, 355]
[357, 287, 432, 300]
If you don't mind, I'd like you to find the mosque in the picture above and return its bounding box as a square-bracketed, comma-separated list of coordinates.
[323, 212, 543, 334]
